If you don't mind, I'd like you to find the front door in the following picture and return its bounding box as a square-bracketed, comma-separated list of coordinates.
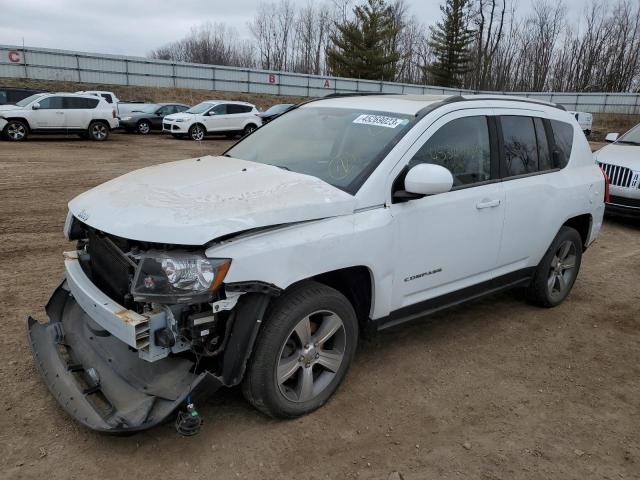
[32, 96, 66, 129]
[202, 104, 228, 132]
[389, 112, 505, 315]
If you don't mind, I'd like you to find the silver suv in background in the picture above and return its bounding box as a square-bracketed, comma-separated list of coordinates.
[0, 92, 119, 141]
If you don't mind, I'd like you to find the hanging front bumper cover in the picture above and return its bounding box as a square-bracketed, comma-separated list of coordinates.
[26, 281, 222, 433]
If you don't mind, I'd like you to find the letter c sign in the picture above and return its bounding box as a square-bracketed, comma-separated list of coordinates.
[8, 50, 22, 63]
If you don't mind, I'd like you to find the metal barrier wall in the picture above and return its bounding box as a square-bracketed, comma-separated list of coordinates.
[2, 44, 639, 114]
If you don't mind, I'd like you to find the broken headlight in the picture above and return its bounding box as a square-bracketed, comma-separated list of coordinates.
[131, 251, 231, 303]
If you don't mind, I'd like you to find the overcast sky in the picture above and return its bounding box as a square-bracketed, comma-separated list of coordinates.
[0, 0, 586, 57]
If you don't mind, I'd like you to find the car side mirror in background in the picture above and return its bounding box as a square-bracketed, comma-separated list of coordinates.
[32, 103, 40, 110]
[605, 133, 619, 143]
[404, 164, 454, 196]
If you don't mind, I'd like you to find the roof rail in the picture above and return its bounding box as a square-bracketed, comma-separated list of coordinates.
[452, 94, 566, 111]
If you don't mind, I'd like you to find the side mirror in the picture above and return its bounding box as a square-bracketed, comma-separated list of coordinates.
[605, 133, 619, 143]
[404, 164, 454, 196]
[32, 102, 40, 110]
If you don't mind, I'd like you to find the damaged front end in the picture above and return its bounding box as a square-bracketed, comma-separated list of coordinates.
[27, 222, 273, 433]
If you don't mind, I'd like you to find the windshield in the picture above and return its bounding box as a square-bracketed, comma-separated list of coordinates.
[185, 102, 214, 114]
[617, 124, 640, 145]
[138, 104, 160, 113]
[226, 106, 413, 192]
[264, 104, 294, 115]
[16, 93, 45, 107]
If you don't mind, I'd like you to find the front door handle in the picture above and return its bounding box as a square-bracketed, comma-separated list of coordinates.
[476, 199, 501, 209]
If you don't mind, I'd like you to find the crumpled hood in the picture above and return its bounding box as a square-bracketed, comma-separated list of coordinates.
[68, 156, 356, 245]
[0, 105, 23, 113]
[595, 144, 640, 170]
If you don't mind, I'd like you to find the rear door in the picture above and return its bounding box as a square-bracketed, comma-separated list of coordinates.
[227, 104, 254, 129]
[389, 111, 506, 314]
[63, 97, 97, 128]
[32, 96, 66, 129]
[494, 111, 568, 274]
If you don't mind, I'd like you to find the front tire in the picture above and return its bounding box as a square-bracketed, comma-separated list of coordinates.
[3, 120, 29, 141]
[242, 281, 358, 419]
[88, 121, 109, 141]
[137, 120, 151, 135]
[189, 124, 205, 141]
[527, 226, 583, 307]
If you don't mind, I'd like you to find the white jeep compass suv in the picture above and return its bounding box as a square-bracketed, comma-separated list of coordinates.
[0, 92, 119, 141]
[163, 100, 261, 140]
[28, 94, 605, 433]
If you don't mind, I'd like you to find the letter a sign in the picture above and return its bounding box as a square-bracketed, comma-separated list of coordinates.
[323, 79, 331, 88]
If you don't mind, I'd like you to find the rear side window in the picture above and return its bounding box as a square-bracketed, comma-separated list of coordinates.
[176, 105, 188, 113]
[100, 94, 113, 103]
[38, 96, 65, 109]
[500, 116, 539, 176]
[227, 104, 252, 114]
[550, 120, 574, 168]
[408, 116, 491, 186]
[64, 97, 99, 109]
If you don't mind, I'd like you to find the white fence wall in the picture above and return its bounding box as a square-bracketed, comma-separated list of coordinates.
[2, 45, 640, 114]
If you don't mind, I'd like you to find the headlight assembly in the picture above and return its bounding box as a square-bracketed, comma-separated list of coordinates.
[131, 251, 231, 303]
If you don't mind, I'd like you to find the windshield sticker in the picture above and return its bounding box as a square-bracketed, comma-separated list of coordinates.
[353, 114, 406, 129]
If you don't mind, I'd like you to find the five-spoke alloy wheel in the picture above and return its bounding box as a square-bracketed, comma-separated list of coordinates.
[243, 281, 358, 418]
[3, 120, 28, 141]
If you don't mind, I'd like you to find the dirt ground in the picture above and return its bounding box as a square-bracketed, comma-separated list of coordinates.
[0, 132, 639, 480]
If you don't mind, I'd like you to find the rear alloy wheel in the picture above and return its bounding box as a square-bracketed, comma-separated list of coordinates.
[88, 122, 109, 141]
[243, 281, 358, 418]
[137, 120, 151, 135]
[527, 226, 582, 307]
[189, 124, 205, 141]
[4, 120, 28, 141]
[242, 124, 257, 137]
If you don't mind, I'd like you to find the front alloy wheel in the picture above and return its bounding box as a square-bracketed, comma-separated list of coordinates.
[137, 120, 151, 134]
[243, 281, 358, 418]
[4, 120, 28, 141]
[277, 311, 346, 403]
[189, 124, 205, 141]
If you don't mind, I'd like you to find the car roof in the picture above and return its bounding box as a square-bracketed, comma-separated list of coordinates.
[304, 93, 565, 115]
[202, 100, 255, 106]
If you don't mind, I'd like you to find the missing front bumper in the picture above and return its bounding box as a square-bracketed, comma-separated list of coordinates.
[27, 282, 222, 433]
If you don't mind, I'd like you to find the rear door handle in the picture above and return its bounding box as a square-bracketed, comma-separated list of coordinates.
[476, 199, 501, 209]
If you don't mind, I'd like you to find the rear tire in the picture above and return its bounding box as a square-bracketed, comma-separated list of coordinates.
[189, 124, 205, 141]
[242, 123, 257, 137]
[3, 120, 29, 141]
[88, 121, 109, 141]
[242, 281, 358, 419]
[527, 226, 583, 307]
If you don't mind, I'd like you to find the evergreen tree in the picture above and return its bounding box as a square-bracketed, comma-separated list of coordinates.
[326, 0, 401, 81]
[426, 0, 475, 88]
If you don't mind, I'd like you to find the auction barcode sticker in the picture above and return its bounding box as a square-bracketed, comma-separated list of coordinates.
[353, 114, 405, 128]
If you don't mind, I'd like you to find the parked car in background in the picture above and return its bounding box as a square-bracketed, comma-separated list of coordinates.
[595, 123, 640, 216]
[256, 103, 295, 123]
[163, 100, 261, 140]
[0, 86, 48, 105]
[28, 94, 605, 433]
[119, 103, 190, 134]
[568, 111, 593, 136]
[0, 92, 118, 141]
[77, 90, 147, 117]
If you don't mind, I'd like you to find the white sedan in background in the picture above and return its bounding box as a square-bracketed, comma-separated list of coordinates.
[595, 124, 640, 216]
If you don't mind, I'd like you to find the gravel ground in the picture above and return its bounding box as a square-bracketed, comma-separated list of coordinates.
[0, 133, 639, 480]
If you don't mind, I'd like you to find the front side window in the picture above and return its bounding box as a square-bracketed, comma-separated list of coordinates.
[226, 106, 413, 192]
[38, 96, 65, 109]
[408, 116, 491, 186]
[156, 106, 173, 116]
[501, 116, 539, 176]
[210, 104, 227, 115]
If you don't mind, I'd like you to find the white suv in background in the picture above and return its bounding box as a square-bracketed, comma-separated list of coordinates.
[594, 123, 640, 216]
[163, 100, 261, 140]
[29, 94, 605, 433]
[0, 92, 119, 141]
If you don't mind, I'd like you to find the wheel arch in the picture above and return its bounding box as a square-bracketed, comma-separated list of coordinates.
[3, 117, 32, 130]
[562, 213, 592, 250]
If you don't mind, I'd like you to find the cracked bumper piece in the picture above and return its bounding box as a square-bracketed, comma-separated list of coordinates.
[27, 283, 222, 433]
